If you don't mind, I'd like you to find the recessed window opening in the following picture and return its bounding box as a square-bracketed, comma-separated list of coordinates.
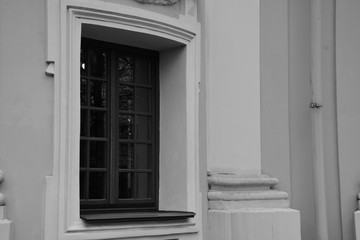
[80, 38, 159, 214]
[79, 37, 195, 222]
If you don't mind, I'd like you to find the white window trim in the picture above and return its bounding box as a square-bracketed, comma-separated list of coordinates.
[43, 1, 201, 239]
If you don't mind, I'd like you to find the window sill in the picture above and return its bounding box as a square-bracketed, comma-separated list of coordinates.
[80, 211, 195, 223]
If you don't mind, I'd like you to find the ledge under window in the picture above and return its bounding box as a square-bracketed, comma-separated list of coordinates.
[80, 211, 195, 223]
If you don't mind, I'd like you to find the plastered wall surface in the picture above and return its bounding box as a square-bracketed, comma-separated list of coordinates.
[260, 0, 291, 195]
[336, 0, 360, 239]
[205, 0, 261, 174]
[320, 0, 343, 239]
[196, 1, 208, 239]
[260, 0, 316, 237]
[0, 0, 53, 239]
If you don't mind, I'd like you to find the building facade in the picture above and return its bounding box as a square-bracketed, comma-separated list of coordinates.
[0, 0, 360, 239]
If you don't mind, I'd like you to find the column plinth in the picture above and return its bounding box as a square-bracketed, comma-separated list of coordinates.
[208, 173, 301, 240]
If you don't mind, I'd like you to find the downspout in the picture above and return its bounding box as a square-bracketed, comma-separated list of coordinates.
[310, 0, 329, 239]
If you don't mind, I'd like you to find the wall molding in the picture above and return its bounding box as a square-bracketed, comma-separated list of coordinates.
[208, 173, 289, 210]
[134, 0, 180, 5]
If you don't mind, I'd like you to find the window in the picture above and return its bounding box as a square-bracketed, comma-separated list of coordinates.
[79, 38, 159, 214]
[45, 5, 200, 238]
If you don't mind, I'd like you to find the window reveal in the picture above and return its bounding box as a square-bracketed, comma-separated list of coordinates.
[79, 39, 159, 213]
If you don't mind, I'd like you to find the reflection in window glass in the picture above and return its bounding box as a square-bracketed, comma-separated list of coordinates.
[135, 87, 150, 113]
[90, 111, 107, 137]
[119, 85, 134, 111]
[119, 56, 133, 83]
[89, 49, 107, 78]
[119, 143, 134, 169]
[89, 80, 107, 107]
[119, 114, 134, 139]
[136, 144, 150, 169]
[89, 172, 106, 199]
[89, 141, 107, 168]
[118, 173, 132, 199]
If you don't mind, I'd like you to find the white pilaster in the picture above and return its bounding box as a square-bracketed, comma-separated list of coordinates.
[205, 0, 261, 174]
[203, 0, 301, 239]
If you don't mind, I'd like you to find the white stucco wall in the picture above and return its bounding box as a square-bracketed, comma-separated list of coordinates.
[0, 0, 53, 239]
[336, 1, 360, 239]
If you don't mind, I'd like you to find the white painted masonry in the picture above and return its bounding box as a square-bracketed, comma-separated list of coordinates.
[208, 209, 301, 240]
[203, 1, 301, 239]
[205, 0, 261, 174]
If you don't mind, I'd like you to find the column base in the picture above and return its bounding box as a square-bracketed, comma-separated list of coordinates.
[354, 194, 360, 240]
[0, 219, 11, 240]
[208, 173, 301, 240]
[209, 208, 301, 240]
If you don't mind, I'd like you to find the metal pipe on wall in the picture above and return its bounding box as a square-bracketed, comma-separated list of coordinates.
[310, 0, 329, 239]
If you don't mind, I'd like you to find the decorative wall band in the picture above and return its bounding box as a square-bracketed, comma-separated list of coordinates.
[208, 173, 290, 210]
[208, 190, 288, 201]
[208, 173, 279, 191]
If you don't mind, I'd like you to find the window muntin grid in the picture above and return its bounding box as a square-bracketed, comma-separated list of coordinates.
[80, 39, 158, 212]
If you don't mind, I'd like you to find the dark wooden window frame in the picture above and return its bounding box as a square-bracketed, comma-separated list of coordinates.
[80, 38, 159, 212]
[79, 38, 195, 222]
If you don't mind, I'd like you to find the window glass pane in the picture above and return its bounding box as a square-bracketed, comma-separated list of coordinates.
[89, 49, 107, 78]
[80, 110, 87, 137]
[80, 171, 86, 200]
[90, 111, 107, 137]
[80, 140, 87, 168]
[136, 144, 150, 169]
[118, 56, 133, 83]
[119, 114, 134, 139]
[81, 48, 87, 76]
[119, 143, 134, 169]
[135, 88, 150, 113]
[81, 79, 87, 106]
[135, 58, 150, 85]
[118, 173, 132, 199]
[81, 40, 158, 210]
[89, 141, 107, 168]
[137, 116, 151, 141]
[89, 172, 106, 199]
[134, 173, 151, 198]
[89, 80, 107, 107]
[119, 85, 134, 111]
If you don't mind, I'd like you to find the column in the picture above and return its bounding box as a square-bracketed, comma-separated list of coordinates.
[204, 1, 301, 239]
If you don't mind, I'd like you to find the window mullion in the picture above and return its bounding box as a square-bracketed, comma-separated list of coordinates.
[85, 46, 91, 201]
[153, 56, 159, 207]
[109, 49, 118, 204]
